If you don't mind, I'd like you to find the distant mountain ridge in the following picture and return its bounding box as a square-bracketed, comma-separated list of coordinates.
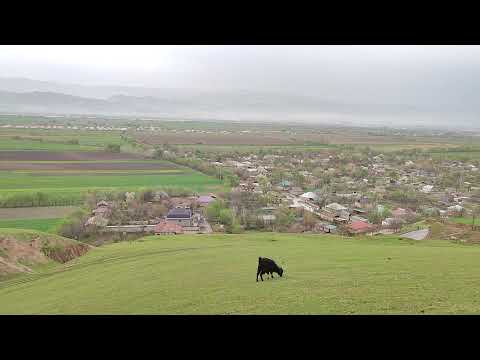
[0, 77, 476, 129]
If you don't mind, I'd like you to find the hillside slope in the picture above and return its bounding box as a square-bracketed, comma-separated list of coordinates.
[0, 229, 90, 278]
[2, 233, 480, 314]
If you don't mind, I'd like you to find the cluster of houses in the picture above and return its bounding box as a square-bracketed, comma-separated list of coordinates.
[201, 150, 480, 235]
[86, 193, 216, 235]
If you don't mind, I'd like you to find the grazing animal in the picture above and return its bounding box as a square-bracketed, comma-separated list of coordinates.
[256, 257, 284, 282]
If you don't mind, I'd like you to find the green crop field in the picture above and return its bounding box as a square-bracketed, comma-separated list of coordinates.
[0, 218, 63, 232]
[0, 157, 225, 207]
[0, 171, 224, 208]
[2, 232, 480, 314]
[0, 172, 221, 190]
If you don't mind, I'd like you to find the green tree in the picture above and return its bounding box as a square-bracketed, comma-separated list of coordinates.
[471, 205, 480, 230]
[218, 208, 234, 226]
[206, 200, 226, 223]
[274, 205, 296, 230]
[258, 176, 271, 194]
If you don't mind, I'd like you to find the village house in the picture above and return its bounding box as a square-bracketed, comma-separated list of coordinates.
[346, 220, 375, 235]
[166, 207, 193, 226]
[319, 203, 350, 223]
[92, 200, 113, 217]
[155, 220, 184, 235]
[325, 203, 349, 217]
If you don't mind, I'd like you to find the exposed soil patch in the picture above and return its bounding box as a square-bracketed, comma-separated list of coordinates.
[0, 231, 91, 277]
[0, 151, 145, 161]
[426, 219, 480, 244]
[42, 244, 90, 263]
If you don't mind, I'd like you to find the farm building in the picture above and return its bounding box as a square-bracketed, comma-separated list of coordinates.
[166, 207, 193, 226]
[155, 221, 184, 235]
[325, 203, 348, 216]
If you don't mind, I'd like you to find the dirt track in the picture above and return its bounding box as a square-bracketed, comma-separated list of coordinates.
[0, 151, 145, 161]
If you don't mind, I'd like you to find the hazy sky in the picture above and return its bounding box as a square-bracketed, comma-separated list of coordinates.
[1, 45, 480, 110]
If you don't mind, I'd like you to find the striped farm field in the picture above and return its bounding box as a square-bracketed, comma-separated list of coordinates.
[0, 154, 225, 208]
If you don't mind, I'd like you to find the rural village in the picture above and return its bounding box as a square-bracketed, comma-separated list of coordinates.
[64, 139, 480, 245]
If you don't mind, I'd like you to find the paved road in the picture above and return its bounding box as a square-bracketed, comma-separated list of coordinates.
[400, 228, 430, 241]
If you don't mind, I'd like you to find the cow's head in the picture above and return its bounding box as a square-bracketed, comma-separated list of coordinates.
[278, 267, 284, 277]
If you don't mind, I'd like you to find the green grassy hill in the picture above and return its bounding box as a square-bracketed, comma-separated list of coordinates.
[2, 233, 480, 314]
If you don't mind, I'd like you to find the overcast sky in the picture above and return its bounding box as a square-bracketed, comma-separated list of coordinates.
[1, 45, 480, 115]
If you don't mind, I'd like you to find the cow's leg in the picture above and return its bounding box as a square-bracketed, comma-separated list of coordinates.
[260, 272, 264, 281]
[256, 269, 261, 282]
[271, 272, 274, 278]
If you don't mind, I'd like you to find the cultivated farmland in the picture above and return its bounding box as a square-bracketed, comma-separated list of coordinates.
[2, 233, 480, 314]
[0, 150, 224, 208]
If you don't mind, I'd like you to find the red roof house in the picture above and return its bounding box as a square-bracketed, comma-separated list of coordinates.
[346, 220, 374, 234]
[155, 221, 184, 235]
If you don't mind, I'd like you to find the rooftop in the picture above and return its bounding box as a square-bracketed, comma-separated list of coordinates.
[166, 208, 192, 219]
[348, 221, 373, 232]
[155, 221, 184, 233]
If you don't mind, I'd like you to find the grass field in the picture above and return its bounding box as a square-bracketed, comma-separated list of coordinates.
[2, 232, 480, 314]
[0, 172, 222, 191]
[451, 217, 479, 226]
[0, 218, 63, 232]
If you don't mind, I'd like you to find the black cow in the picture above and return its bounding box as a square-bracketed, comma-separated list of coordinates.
[256, 257, 284, 282]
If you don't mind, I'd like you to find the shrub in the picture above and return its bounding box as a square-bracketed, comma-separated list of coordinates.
[54, 209, 90, 240]
[105, 143, 121, 153]
[227, 222, 244, 234]
[218, 208, 233, 226]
